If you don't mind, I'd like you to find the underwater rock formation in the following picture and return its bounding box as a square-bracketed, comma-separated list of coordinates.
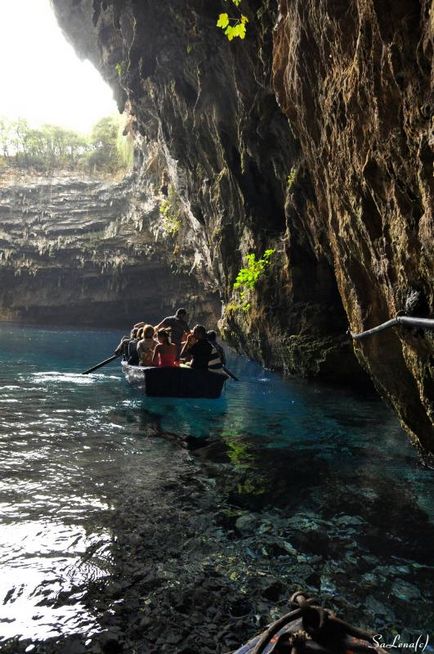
[0, 172, 218, 326]
[46, 0, 434, 453]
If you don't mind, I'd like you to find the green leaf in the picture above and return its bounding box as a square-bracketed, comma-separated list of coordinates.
[217, 12, 229, 28]
[225, 25, 235, 40]
[233, 22, 246, 39]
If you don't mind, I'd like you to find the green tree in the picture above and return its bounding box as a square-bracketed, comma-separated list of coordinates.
[0, 118, 13, 158]
[63, 130, 89, 168]
[0, 114, 132, 175]
[23, 127, 46, 169]
[13, 118, 32, 167]
[86, 116, 119, 173]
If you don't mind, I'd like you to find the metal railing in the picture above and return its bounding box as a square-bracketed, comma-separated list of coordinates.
[350, 315, 434, 340]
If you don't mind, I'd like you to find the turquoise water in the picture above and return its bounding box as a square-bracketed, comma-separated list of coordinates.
[0, 324, 433, 648]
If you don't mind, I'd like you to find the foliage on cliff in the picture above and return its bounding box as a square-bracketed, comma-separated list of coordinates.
[159, 185, 182, 236]
[231, 249, 275, 311]
[217, 0, 249, 41]
[0, 114, 133, 175]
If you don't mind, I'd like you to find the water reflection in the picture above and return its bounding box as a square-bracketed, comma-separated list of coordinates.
[0, 521, 110, 641]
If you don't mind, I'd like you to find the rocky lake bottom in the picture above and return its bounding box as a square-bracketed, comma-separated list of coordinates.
[0, 325, 432, 653]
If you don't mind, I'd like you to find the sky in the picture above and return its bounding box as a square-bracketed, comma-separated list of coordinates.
[0, 0, 117, 134]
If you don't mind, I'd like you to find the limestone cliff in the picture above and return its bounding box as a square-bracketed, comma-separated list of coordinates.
[46, 0, 433, 455]
[0, 172, 218, 326]
[51, 0, 359, 379]
[272, 0, 434, 454]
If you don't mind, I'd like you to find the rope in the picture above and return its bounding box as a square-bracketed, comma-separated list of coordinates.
[350, 315, 434, 340]
[250, 592, 386, 654]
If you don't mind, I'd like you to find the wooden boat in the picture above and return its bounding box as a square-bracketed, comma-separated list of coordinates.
[121, 362, 227, 398]
[233, 592, 387, 654]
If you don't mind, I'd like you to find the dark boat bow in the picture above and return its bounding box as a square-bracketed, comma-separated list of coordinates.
[122, 362, 226, 398]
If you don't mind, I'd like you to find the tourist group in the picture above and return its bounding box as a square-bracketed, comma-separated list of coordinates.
[115, 308, 227, 375]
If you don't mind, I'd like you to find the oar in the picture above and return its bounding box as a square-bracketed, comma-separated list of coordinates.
[82, 353, 120, 375]
[223, 365, 239, 381]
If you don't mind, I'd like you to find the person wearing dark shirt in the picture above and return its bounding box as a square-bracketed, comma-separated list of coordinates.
[206, 330, 226, 365]
[115, 327, 138, 361]
[127, 328, 140, 365]
[180, 324, 212, 369]
[155, 308, 190, 355]
[114, 335, 130, 360]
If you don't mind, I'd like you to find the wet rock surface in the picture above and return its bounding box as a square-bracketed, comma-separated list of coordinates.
[2, 435, 432, 654]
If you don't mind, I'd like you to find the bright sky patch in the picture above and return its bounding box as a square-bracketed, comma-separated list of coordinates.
[0, 0, 117, 133]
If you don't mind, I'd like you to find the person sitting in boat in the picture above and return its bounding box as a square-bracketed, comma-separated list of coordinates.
[155, 308, 191, 357]
[114, 334, 130, 360]
[206, 330, 226, 366]
[152, 329, 178, 367]
[180, 324, 225, 375]
[127, 328, 140, 366]
[115, 326, 139, 361]
[137, 324, 157, 367]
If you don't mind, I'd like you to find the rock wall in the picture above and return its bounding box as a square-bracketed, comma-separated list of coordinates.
[0, 172, 219, 326]
[272, 0, 434, 454]
[47, 0, 433, 455]
[51, 0, 360, 380]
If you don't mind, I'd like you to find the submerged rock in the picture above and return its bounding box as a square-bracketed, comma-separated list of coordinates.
[391, 579, 422, 602]
[235, 513, 258, 533]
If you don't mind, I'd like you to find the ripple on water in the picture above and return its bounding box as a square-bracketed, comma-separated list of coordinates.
[30, 372, 97, 384]
[0, 521, 111, 641]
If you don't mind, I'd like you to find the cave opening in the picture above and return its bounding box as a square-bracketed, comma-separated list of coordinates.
[0, 0, 116, 137]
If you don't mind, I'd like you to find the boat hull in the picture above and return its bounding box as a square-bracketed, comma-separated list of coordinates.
[122, 363, 226, 398]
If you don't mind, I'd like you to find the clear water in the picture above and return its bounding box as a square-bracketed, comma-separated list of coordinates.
[0, 324, 433, 647]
